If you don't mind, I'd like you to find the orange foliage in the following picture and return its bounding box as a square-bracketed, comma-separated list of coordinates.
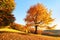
[10, 23, 29, 33]
[25, 3, 54, 27]
[24, 3, 55, 34]
[0, 0, 15, 26]
[10, 23, 24, 31]
[46, 25, 56, 30]
[0, 0, 15, 13]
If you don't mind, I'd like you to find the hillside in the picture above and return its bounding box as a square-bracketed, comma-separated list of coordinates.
[0, 32, 60, 40]
[0, 28, 60, 40]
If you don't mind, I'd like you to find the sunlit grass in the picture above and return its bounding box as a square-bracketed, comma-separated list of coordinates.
[0, 28, 24, 33]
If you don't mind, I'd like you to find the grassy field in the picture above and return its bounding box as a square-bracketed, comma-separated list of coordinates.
[0, 32, 60, 40]
[0, 28, 60, 40]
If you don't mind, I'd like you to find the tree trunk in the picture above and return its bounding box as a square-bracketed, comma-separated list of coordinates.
[34, 25, 37, 34]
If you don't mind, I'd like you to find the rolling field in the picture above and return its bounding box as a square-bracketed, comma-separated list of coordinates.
[0, 32, 60, 40]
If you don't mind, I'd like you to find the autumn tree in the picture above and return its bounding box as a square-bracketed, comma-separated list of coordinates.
[0, 0, 15, 27]
[25, 3, 54, 34]
[10, 23, 24, 31]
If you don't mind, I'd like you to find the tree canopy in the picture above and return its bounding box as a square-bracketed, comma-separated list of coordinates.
[25, 3, 54, 26]
[0, 0, 15, 27]
[25, 3, 54, 33]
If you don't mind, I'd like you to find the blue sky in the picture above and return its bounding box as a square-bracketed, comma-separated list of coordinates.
[13, 0, 60, 29]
